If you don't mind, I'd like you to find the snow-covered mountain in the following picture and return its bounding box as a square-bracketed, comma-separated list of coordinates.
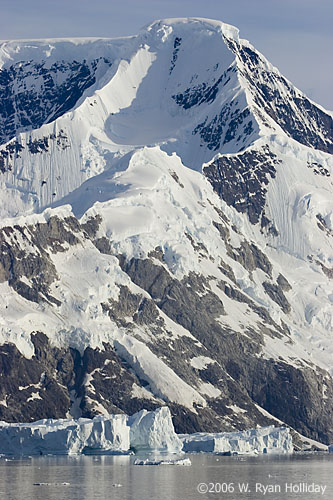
[0, 18, 332, 446]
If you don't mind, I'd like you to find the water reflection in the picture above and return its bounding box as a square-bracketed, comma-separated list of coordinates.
[0, 453, 332, 500]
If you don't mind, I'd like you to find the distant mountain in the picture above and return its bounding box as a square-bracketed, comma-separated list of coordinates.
[0, 18, 332, 446]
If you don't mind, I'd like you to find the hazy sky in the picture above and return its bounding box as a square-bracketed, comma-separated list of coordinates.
[1, 0, 332, 109]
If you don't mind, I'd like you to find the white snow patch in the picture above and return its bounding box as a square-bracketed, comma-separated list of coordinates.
[190, 356, 215, 370]
[114, 333, 206, 409]
[226, 405, 247, 414]
[131, 383, 163, 403]
[26, 392, 42, 403]
[198, 383, 221, 398]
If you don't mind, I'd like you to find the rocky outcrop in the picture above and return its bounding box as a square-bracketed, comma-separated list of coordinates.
[0, 131, 70, 173]
[122, 258, 226, 336]
[118, 255, 333, 443]
[0, 209, 332, 444]
[192, 101, 253, 152]
[0, 58, 112, 145]
[204, 146, 279, 225]
[226, 38, 333, 154]
[0, 216, 83, 304]
[0, 333, 73, 422]
[263, 281, 291, 314]
[228, 357, 333, 444]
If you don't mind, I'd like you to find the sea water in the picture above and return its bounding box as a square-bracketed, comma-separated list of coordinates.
[0, 453, 332, 500]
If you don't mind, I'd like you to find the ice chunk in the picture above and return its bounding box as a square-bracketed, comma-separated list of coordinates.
[0, 414, 130, 456]
[180, 426, 293, 454]
[33, 483, 70, 487]
[128, 406, 182, 452]
[134, 457, 191, 465]
[81, 415, 130, 454]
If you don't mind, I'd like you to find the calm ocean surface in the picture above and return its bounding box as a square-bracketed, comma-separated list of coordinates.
[0, 453, 332, 500]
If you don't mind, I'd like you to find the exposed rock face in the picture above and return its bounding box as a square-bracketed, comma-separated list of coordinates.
[173, 66, 234, 110]
[262, 281, 291, 314]
[226, 39, 333, 154]
[0, 216, 81, 304]
[204, 146, 279, 225]
[78, 344, 162, 418]
[1, 261, 332, 443]
[192, 100, 253, 152]
[122, 259, 226, 335]
[0, 333, 73, 422]
[228, 357, 333, 444]
[0, 131, 70, 173]
[277, 273, 292, 292]
[118, 256, 333, 443]
[0, 58, 112, 146]
[0, 210, 332, 443]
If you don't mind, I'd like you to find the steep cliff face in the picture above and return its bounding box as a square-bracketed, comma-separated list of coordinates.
[0, 57, 112, 146]
[0, 18, 332, 445]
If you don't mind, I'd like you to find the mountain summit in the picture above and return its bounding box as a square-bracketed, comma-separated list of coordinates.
[0, 18, 332, 446]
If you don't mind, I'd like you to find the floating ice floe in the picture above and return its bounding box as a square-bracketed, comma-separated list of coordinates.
[134, 457, 191, 466]
[180, 426, 293, 454]
[33, 483, 70, 487]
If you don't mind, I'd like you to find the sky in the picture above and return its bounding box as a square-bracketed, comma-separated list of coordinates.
[1, 0, 332, 110]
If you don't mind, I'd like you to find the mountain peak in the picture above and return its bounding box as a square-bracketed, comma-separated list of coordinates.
[143, 17, 240, 41]
[0, 19, 332, 445]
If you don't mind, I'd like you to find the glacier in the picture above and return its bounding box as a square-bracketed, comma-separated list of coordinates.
[180, 426, 293, 454]
[0, 407, 293, 456]
[0, 414, 129, 456]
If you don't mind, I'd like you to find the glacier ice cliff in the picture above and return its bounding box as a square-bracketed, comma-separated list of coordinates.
[0, 414, 129, 455]
[180, 426, 293, 454]
[0, 407, 293, 456]
[129, 406, 183, 452]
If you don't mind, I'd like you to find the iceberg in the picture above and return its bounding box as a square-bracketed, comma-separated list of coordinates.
[128, 406, 182, 453]
[0, 407, 293, 456]
[180, 426, 293, 454]
[0, 414, 130, 456]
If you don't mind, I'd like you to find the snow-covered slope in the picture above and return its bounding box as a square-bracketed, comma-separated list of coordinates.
[0, 18, 332, 445]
